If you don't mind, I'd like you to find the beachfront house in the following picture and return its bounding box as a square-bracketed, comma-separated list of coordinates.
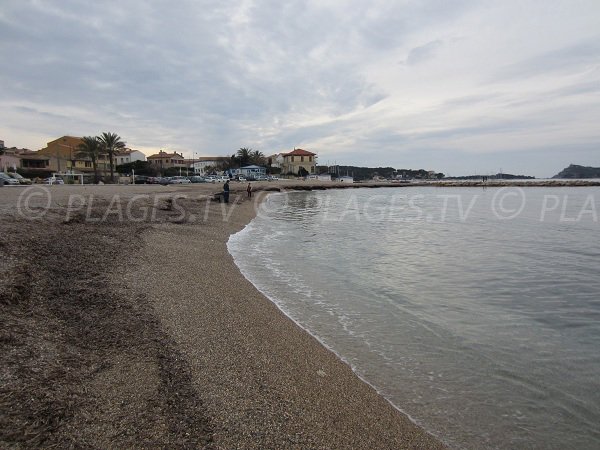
[1, 146, 53, 177]
[267, 153, 284, 168]
[281, 148, 317, 176]
[37, 136, 111, 176]
[14, 152, 51, 174]
[238, 165, 266, 179]
[39, 136, 88, 173]
[147, 150, 186, 170]
[114, 148, 146, 166]
[0, 151, 20, 172]
[191, 156, 230, 175]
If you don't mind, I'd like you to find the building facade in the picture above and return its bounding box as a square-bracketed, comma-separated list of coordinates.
[238, 165, 266, 178]
[38, 136, 84, 173]
[37, 136, 113, 174]
[0, 153, 20, 172]
[147, 150, 186, 170]
[114, 148, 146, 166]
[281, 149, 317, 175]
[267, 153, 284, 168]
[190, 156, 230, 175]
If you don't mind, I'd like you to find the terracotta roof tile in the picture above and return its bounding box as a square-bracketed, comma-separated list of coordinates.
[147, 151, 184, 159]
[282, 148, 316, 156]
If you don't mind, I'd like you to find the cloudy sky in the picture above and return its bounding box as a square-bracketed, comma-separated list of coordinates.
[1, 0, 599, 177]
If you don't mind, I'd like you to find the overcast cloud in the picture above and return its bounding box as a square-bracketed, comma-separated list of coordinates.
[1, 0, 598, 177]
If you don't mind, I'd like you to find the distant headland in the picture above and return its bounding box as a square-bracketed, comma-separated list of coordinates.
[552, 164, 600, 179]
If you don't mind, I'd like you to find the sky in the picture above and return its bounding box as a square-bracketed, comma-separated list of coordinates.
[1, 0, 599, 177]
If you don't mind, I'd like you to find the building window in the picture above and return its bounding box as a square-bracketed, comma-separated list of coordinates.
[85, 161, 92, 168]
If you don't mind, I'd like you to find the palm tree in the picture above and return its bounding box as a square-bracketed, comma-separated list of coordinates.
[99, 132, 125, 182]
[236, 147, 252, 167]
[77, 136, 102, 183]
[250, 150, 265, 165]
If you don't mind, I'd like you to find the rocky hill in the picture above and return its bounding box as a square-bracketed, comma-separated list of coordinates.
[553, 164, 600, 179]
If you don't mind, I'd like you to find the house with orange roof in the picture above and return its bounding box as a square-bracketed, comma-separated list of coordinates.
[38, 136, 111, 174]
[281, 148, 317, 176]
[147, 150, 186, 170]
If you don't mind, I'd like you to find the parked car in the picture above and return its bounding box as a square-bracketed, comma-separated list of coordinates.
[205, 175, 218, 183]
[189, 176, 206, 183]
[43, 177, 64, 185]
[235, 176, 246, 182]
[255, 175, 267, 181]
[8, 172, 32, 185]
[0, 173, 19, 185]
[169, 176, 191, 184]
[133, 175, 149, 184]
[146, 176, 169, 185]
[267, 176, 279, 181]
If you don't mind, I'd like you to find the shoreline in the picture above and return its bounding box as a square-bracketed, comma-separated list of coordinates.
[227, 211, 432, 436]
[131, 188, 447, 448]
[1, 183, 446, 448]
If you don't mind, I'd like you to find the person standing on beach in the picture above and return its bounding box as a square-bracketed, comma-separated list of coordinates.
[223, 179, 230, 204]
[247, 183, 252, 198]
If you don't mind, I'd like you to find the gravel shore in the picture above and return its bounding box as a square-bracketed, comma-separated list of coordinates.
[1, 183, 445, 448]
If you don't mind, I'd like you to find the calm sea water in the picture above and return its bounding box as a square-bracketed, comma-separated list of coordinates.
[227, 187, 600, 449]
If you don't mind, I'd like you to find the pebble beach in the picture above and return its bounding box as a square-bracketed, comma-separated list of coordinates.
[0, 182, 445, 448]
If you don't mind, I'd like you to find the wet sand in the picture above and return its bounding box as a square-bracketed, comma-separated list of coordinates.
[1, 182, 445, 448]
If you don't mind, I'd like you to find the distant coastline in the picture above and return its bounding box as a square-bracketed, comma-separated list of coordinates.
[552, 164, 600, 179]
[256, 178, 600, 193]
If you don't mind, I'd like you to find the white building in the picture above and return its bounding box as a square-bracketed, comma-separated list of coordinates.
[238, 165, 266, 178]
[268, 153, 284, 168]
[191, 157, 230, 175]
[114, 148, 146, 165]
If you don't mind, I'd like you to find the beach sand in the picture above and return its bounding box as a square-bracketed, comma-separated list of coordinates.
[0, 182, 445, 448]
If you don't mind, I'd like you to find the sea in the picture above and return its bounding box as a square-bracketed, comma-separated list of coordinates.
[227, 186, 600, 449]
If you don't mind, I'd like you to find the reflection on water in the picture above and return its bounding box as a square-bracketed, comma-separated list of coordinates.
[229, 187, 600, 449]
